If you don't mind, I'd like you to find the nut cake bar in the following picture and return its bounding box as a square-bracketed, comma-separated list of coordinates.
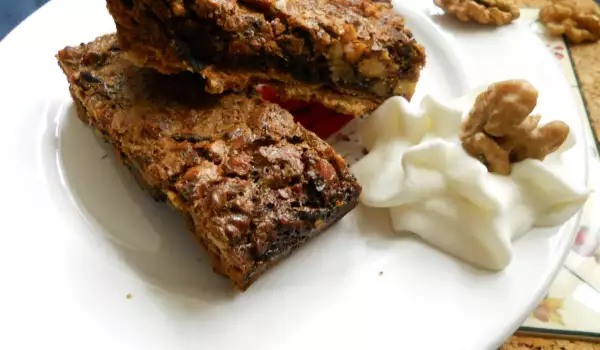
[106, 0, 426, 115]
[57, 34, 361, 290]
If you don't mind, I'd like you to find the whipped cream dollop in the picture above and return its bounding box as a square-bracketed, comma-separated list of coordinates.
[352, 95, 589, 270]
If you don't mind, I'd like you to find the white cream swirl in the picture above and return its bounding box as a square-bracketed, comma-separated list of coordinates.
[352, 95, 589, 271]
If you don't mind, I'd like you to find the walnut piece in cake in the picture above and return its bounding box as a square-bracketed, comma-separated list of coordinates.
[460, 80, 570, 175]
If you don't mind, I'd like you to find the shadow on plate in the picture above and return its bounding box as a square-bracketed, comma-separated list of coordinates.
[353, 205, 401, 243]
[58, 105, 236, 306]
[352, 200, 493, 277]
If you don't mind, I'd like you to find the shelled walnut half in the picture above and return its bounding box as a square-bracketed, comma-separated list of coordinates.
[539, 1, 600, 43]
[460, 80, 570, 175]
[434, 0, 520, 26]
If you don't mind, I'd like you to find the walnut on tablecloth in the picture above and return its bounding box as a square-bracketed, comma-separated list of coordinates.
[460, 80, 570, 175]
[434, 0, 521, 25]
[539, 0, 600, 43]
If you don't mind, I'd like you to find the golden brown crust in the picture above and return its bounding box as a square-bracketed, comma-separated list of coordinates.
[106, 0, 425, 100]
[268, 82, 380, 117]
[56, 34, 361, 290]
[200, 65, 382, 116]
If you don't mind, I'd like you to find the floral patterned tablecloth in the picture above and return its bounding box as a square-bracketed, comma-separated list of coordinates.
[517, 9, 600, 338]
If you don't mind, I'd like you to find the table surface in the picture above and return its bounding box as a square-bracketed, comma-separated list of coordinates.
[0, 0, 49, 39]
[2, 0, 600, 348]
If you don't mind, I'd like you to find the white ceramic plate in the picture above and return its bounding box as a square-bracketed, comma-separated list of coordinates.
[0, 1, 587, 349]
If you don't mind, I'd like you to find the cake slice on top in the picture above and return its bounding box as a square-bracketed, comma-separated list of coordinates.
[106, 0, 426, 116]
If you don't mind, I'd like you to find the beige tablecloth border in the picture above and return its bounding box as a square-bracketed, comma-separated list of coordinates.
[518, 0, 600, 142]
[502, 1, 600, 348]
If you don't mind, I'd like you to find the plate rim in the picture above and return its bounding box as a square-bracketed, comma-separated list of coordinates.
[0, 1, 589, 349]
